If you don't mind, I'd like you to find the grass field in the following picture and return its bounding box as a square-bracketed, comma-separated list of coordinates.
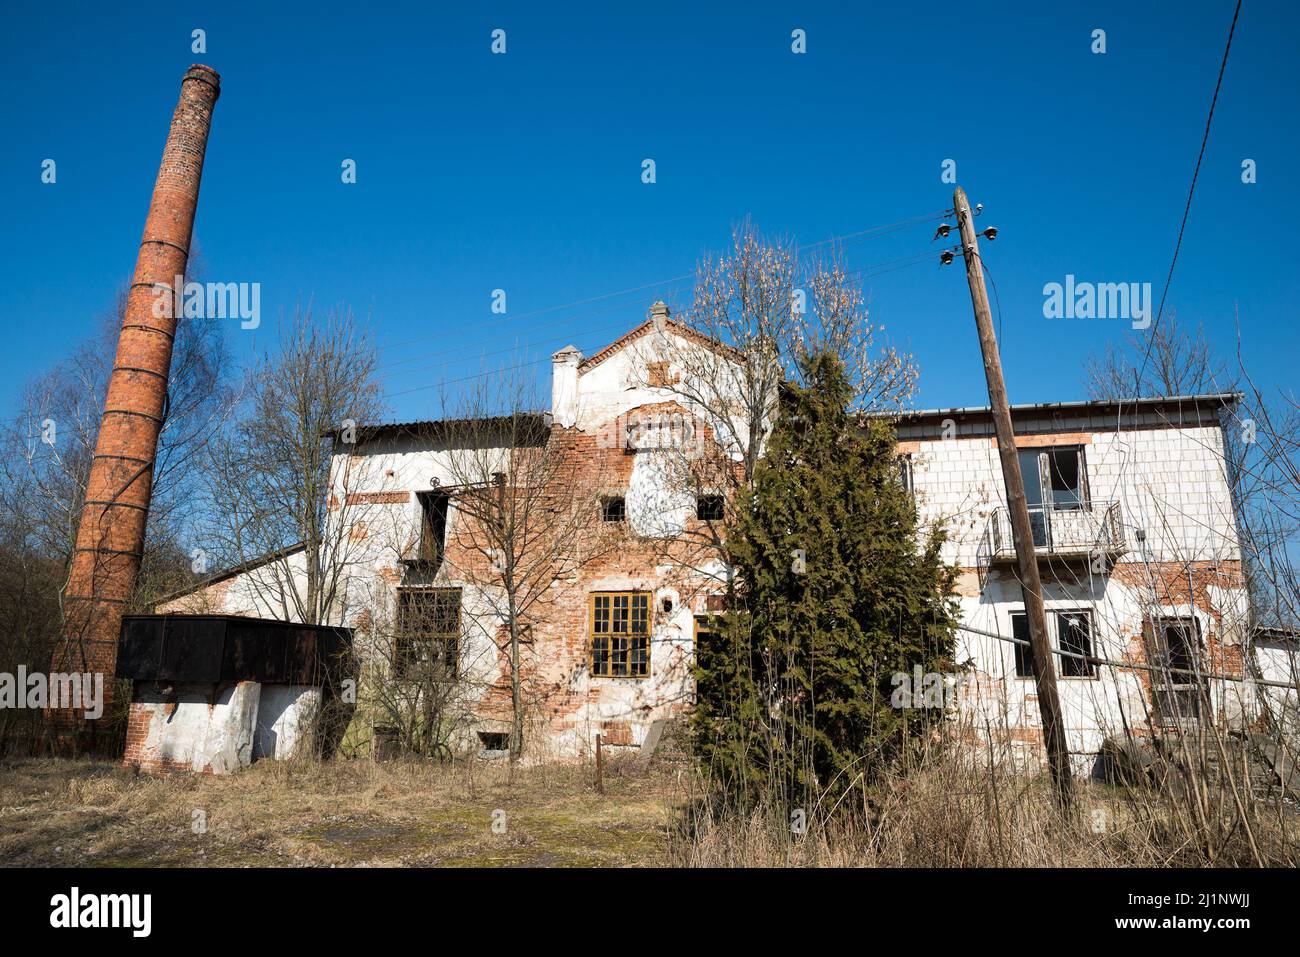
[0, 755, 675, 868]
[3, 751, 1295, 867]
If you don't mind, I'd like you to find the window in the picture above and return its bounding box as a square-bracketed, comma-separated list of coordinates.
[1056, 610, 1095, 678]
[1009, 609, 1094, 678]
[601, 496, 626, 522]
[694, 614, 718, 648]
[477, 731, 509, 752]
[395, 587, 461, 678]
[590, 592, 650, 677]
[414, 490, 451, 567]
[1017, 448, 1087, 511]
[696, 495, 725, 522]
[897, 455, 914, 496]
[1150, 617, 1205, 722]
[1046, 448, 1086, 510]
[1010, 611, 1034, 678]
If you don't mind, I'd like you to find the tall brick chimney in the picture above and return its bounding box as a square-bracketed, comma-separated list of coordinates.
[52, 64, 221, 745]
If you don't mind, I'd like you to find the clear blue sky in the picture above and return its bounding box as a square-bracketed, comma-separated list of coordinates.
[1, 0, 1294, 423]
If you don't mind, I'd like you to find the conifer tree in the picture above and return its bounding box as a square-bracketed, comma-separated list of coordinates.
[694, 350, 958, 808]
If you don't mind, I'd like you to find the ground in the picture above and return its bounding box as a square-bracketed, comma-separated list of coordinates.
[0, 755, 676, 867]
[3, 751, 1294, 867]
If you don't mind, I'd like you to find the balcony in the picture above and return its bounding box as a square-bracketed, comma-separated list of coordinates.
[978, 501, 1127, 571]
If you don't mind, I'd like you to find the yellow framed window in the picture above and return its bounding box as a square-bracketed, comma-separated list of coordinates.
[590, 592, 650, 677]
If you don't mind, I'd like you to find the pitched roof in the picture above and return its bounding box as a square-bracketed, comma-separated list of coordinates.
[577, 318, 745, 372]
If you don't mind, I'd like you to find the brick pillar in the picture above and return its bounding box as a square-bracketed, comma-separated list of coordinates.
[51, 65, 221, 748]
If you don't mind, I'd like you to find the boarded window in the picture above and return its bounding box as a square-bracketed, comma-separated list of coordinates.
[601, 496, 626, 522]
[414, 490, 451, 567]
[647, 361, 672, 387]
[590, 592, 650, 678]
[395, 587, 461, 678]
[1056, 610, 1095, 678]
[696, 495, 725, 522]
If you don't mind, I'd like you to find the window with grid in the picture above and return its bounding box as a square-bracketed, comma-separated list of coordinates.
[590, 592, 650, 677]
[395, 588, 461, 678]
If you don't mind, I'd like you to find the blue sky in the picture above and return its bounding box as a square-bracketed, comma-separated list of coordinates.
[1, 0, 1293, 423]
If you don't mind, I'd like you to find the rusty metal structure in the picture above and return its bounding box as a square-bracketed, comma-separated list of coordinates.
[52, 64, 221, 746]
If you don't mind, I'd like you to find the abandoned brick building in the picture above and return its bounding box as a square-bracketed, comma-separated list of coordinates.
[151, 305, 1263, 775]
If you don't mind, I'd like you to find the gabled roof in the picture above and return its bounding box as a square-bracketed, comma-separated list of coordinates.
[577, 317, 745, 373]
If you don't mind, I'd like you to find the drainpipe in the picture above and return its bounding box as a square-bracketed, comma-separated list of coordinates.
[52, 65, 221, 748]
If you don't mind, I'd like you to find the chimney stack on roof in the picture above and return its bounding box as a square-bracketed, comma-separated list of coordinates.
[551, 344, 582, 429]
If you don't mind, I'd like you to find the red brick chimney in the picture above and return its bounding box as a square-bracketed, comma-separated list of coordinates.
[52, 64, 221, 746]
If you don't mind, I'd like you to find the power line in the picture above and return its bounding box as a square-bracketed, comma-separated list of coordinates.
[371, 208, 950, 361]
[376, 244, 942, 394]
[1130, 0, 1242, 393]
[1102, 0, 1242, 515]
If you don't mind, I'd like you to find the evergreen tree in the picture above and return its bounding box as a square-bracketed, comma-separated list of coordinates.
[694, 350, 958, 808]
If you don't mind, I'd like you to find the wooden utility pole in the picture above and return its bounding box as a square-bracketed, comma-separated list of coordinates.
[953, 186, 1073, 809]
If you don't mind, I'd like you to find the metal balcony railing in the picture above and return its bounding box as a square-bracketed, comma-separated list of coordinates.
[978, 500, 1127, 569]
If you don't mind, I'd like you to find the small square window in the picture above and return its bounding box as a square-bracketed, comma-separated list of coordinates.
[696, 495, 724, 522]
[601, 497, 626, 522]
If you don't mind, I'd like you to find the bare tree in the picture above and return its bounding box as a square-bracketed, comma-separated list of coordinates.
[631, 222, 916, 493]
[619, 222, 918, 596]
[436, 369, 614, 763]
[2, 280, 236, 608]
[200, 305, 385, 625]
[1086, 312, 1236, 401]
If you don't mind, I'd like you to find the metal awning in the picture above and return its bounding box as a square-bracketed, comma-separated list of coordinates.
[116, 614, 351, 685]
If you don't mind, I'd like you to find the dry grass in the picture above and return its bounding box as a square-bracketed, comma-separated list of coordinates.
[4, 739, 1295, 868]
[0, 754, 675, 867]
[669, 749, 1300, 868]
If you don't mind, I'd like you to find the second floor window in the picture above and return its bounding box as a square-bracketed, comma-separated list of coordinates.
[1017, 447, 1088, 511]
[590, 591, 650, 677]
[414, 490, 451, 567]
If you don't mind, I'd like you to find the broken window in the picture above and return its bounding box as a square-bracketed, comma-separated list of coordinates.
[1150, 616, 1206, 723]
[601, 496, 626, 522]
[1046, 448, 1086, 510]
[1056, 610, 1095, 678]
[414, 490, 451, 567]
[1009, 609, 1094, 678]
[395, 587, 461, 678]
[696, 494, 725, 522]
[1009, 611, 1034, 678]
[590, 591, 650, 678]
[693, 614, 718, 649]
